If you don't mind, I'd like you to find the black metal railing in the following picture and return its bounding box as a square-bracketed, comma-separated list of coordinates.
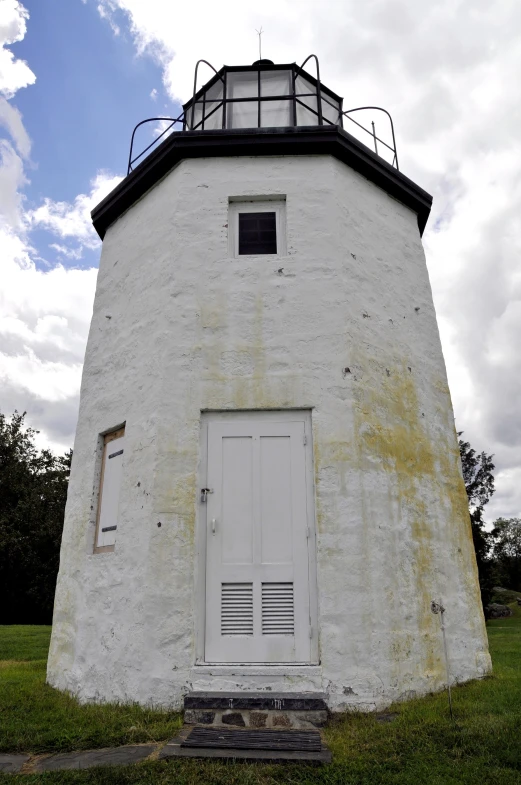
[127, 114, 184, 174]
[342, 107, 399, 170]
[126, 55, 399, 175]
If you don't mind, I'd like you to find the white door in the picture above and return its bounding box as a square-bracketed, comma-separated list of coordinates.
[204, 414, 314, 663]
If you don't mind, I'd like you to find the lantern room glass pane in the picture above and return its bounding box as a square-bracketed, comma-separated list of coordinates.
[260, 70, 292, 127]
[261, 70, 292, 96]
[322, 95, 340, 125]
[202, 105, 223, 130]
[295, 74, 318, 126]
[206, 80, 224, 103]
[227, 71, 259, 99]
[227, 100, 258, 128]
[190, 102, 203, 129]
[261, 100, 292, 127]
[202, 80, 224, 130]
[226, 71, 259, 128]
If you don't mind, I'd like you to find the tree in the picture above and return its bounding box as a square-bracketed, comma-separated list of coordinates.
[0, 410, 71, 624]
[490, 518, 521, 592]
[458, 433, 495, 609]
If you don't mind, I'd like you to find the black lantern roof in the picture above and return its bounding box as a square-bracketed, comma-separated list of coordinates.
[91, 56, 432, 239]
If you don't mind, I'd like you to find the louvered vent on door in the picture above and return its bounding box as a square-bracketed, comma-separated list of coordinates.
[261, 582, 294, 635]
[221, 583, 253, 636]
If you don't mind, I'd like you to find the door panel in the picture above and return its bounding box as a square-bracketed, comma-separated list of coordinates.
[222, 436, 254, 564]
[204, 416, 312, 663]
[260, 436, 292, 564]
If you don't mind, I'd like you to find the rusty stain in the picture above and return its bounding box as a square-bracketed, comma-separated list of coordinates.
[346, 357, 481, 682]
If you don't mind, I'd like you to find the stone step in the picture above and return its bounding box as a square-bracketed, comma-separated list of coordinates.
[160, 726, 332, 764]
[183, 691, 328, 729]
[160, 744, 332, 764]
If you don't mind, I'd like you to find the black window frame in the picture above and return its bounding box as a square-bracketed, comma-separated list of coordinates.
[238, 211, 278, 256]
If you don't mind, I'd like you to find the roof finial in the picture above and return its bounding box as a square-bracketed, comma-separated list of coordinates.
[255, 27, 264, 61]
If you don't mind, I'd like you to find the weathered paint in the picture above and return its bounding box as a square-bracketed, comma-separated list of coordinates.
[47, 154, 491, 710]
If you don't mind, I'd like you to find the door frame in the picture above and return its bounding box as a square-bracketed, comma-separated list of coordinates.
[194, 409, 319, 665]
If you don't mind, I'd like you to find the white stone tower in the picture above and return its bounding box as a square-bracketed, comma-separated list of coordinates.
[48, 57, 490, 712]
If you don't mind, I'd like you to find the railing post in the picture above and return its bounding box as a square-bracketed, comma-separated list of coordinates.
[371, 121, 378, 155]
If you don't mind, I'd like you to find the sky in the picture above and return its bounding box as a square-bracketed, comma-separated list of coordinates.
[0, 0, 520, 523]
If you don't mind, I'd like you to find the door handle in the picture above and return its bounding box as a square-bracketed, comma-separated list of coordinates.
[211, 518, 217, 535]
[200, 488, 213, 502]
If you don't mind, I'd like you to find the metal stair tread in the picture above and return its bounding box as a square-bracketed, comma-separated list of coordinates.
[182, 726, 322, 751]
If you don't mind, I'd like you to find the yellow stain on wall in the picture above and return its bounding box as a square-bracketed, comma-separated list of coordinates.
[347, 358, 483, 682]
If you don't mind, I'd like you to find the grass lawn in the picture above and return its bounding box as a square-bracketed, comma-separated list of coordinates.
[0, 626, 182, 754]
[1, 607, 520, 783]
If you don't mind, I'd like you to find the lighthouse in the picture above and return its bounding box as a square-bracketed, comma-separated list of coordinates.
[48, 57, 491, 715]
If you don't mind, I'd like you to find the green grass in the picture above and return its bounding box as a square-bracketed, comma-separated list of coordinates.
[0, 626, 182, 755]
[1, 609, 520, 783]
[0, 626, 52, 662]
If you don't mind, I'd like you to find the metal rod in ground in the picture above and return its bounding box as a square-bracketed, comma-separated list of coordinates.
[431, 600, 454, 721]
[440, 609, 454, 720]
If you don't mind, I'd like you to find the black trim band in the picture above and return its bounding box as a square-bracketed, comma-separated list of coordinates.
[108, 449, 124, 459]
[101, 526, 117, 533]
[92, 125, 432, 239]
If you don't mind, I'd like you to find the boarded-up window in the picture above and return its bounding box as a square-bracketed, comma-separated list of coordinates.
[94, 427, 125, 552]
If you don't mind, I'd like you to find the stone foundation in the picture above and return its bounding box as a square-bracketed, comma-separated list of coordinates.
[184, 708, 328, 729]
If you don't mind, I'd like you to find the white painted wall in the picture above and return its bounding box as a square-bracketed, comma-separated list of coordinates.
[47, 154, 491, 711]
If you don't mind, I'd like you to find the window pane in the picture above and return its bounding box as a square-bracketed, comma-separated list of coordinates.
[226, 71, 259, 128]
[260, 70, 292, 97]
[259, 71, 292, 127]
[202, 80, 224, 129]
[227, 100, 258, 128]
[227, 71, 259, 99]
[261, 99, 292, 128]
[322, 95, 340, 125]
[238, 212, 277, 255]
[295, 75, 319, 126]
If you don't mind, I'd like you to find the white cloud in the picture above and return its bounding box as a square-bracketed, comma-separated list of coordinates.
[0, 1, 35, 97]
[151, 117, 174, 141]
[149, 87, 158, 100]
[0, 223, 99, 449]
[0, 96, 31, 157]
[0, 138, 26, 227]
[96, 2, 120, 36]
[26, 172, 122, 250]
[49, 243, 84, 261]
[0, 3, 32, 234]
[93, 0, 521, 520]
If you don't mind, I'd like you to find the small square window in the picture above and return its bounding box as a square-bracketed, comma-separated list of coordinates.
[238, 212, 277, 255]
[229, 198, 286, 257]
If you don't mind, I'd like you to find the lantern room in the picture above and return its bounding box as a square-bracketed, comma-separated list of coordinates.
[184, 57, 342, 131]
[124, 55, 400, 179]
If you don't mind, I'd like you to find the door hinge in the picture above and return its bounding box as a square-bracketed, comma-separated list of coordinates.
[309, 625, 313, 639]
[200, 488, 214, 503]
[303, 433, 307, 446]
[306, 527, 310, 539]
